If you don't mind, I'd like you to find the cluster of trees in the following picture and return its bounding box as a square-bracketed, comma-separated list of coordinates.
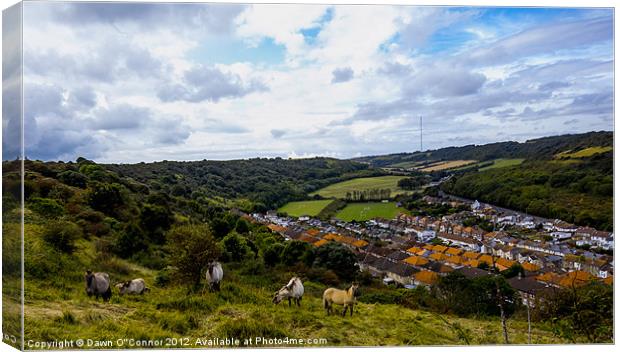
[105, 157, 381, 211]
[396, 175, 430, 190]
[442, 153, 613, 230]
[397, 192, 469, 218]
[344, 189, 391, 202]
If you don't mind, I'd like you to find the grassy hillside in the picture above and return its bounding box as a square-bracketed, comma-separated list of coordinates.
[12, 224, 564, 347]
[442, 152, 613, 230]
[354, 131, 612, 168]
[278, 200, 334, 217]
[335, 202, 407, 222]
[310, 176, 410, 199]
[479, 158, 525, 171]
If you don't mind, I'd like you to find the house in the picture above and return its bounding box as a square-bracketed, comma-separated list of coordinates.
[445, 255, 467, 268]
[437, 232, 481, 251]
[386, 262, 418, 286]
[387, 251, 410, 262]
[549, 231, 572, 241]
[403, 255, 430, 268]
[507, 275, 554, 307]
[425, 261, 455, 275]
[455, 267, 492, 279]
[591, 231, 614, 250]
[417, 230, 436, 242]
[413, 270, 439, 287]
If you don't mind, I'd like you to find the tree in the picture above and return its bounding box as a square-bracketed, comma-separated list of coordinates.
[280, 240, 313, 266]
[166, 224, 221, 289]
[220, 232, 251, 262]
[87, 182, 125, 215]
[538, 282, 613, 343]
[263, 243, 284, 267]
[312, 242, 358, 281]
[139, 203, 174, 244]
[112, 222, 149, 258]
[234, 218, 250, 234]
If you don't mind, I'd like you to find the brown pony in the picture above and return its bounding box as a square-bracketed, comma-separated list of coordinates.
[322, 283, 359, 317]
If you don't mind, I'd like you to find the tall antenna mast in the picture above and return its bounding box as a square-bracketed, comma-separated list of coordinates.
[419, 115, 423, 151]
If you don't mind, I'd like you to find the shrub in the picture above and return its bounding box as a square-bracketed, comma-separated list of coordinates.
[166, 224, 221, 288]
[42, 220, 82, 253]
[29, 197, 64, 218]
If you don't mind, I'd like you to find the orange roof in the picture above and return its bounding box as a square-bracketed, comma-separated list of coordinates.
[496, 258, 516, 268]
[463, 227, 474, 234]
[403, 256, 430, 267]
[464, 259, 480, 268]
[298, 233, 318, 243]
[484, 232, 501, 239]
[566, 270, 593, 282]
[322, 233, 339, 240]
[313, 239, 329, 247]
[432, 245, 448, 253]
[462, 251, 481, 259]
[446, 255, 466, 265]
[415, 249, 428, 256]
[415, 270, 439, 285]
[437, 264, 454, 273]
[536, 272, 561, 284]
[407, 246, 422, 254]
[522, 262, 540, 272]
[446, 247, 463, 256]
[267, 224, 287, 233]
[423, 244, 434, 251]
[478, 255, 494, 265]
[429, 252, 448, 261]
[306, 228, 320, 236]
[352, 239, 369, 248]
[604, 276, 613, 285]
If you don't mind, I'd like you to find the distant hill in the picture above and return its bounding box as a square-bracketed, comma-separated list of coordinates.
[353, 131, 612, 168]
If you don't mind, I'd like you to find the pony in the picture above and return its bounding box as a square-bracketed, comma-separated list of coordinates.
[84, 270, 112, 302]
[322, 283, 360, 317]
[272, 277, 304, 307]
[205, 261, 223, 292]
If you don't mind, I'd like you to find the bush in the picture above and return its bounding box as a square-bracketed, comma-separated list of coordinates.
[29, 197, 64, 218]
[166, 224, 221, 288]
[42, 220, 82, 253]
[220, 232, 251, 262]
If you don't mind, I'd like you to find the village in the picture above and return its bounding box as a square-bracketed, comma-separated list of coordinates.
[251, 196, 614, 308]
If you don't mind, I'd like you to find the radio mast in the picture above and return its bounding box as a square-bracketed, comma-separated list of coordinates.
[419, 115, 423, 152]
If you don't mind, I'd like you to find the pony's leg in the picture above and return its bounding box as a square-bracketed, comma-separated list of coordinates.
[288, 297, 292, 307]
[342, 306, 348, 317]
[350, 304, 353, 317]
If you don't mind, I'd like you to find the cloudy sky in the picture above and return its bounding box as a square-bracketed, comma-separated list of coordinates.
[4, 2, 614, 162]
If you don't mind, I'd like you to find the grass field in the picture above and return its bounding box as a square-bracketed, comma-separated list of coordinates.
[277, 200, 334, 217]
[335, 202, 406, 221]
[419, 160, 477, 172]
[310, 176, 410, 199]
[479, 158, 525, 171]
[555, 146, 612, 159]
[2, 223, 569, 347]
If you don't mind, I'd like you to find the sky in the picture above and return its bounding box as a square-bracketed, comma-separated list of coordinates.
[2, 2, 614, 163]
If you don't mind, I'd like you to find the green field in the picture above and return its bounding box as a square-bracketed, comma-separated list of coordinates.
[335, 202, 406, 221]
[277, 200, 334, 217]
[555, 146, 612, 159]
[310, 176, 409, 199]
[478, 158, 525, 171]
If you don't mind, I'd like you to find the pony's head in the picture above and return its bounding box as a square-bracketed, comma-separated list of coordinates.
[272, 286, 289, 304]
[350, 283, 361, 297]
[84, 270, 94, 296]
